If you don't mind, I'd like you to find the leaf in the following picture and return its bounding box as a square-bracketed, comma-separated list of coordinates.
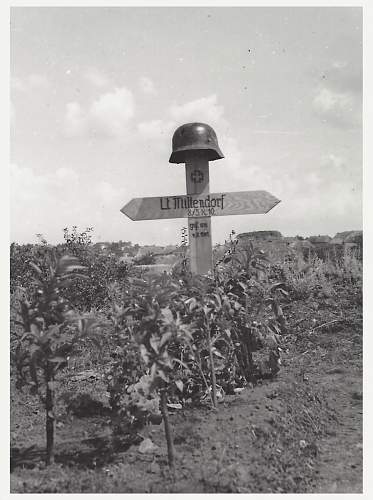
[140, 344, 149, 364]
[138, 438, 158, 454]
[173, 358, 190, 371]
[77, 316, 100, 335]
[268, 323, 281, 335]
[175, 380, 184, 392]
[185, 297, 198, 311]
[159, 331, 173, 348]
[30, 323, 40, 337]
[47, 381, 57, 390]
[20, 331, 39, 342]
[157, 369, 169, 383]
[213, 293, 222, 308]
[211, 348, 225, 359]
[161, 307, 174, 324]
[11, 319, 25, 328]
[203, 305, 210, 316]
[48, 356, 67, 363]
[29, 262, 43, 275]
[149, 335, 159, 354]
[46, 324, 62, 337]
[271, 302, 283, 318]
[167, 403, 182, 410]
[269, 282, 285, 291]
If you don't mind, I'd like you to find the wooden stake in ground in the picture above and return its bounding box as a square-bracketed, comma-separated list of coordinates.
[45, 364, 55, 465]
[160, 390, 175, 473]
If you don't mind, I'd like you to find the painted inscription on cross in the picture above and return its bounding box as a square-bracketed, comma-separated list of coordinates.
[121, 122, 281, 275]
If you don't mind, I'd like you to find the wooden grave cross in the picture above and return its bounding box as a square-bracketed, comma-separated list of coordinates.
[121, 124, 281, 275]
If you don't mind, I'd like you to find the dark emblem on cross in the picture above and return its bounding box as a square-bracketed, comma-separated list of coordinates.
[191, 170, 204, 183]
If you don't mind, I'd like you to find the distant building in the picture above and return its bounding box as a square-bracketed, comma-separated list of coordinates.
[237, 230, 283, 242]
[93, 242, 109, 252]
[333, 230, 362, 245]
[307, 235, 332, 245]
[283, 236, 297, 246]
[331, 230, 362, 259]
[134, 263, 173, 275]
[289, 239, 314, 257]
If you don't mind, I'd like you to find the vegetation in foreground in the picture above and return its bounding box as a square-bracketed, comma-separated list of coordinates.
[10, 227, 362, 493]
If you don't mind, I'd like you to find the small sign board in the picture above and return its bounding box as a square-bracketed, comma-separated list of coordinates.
[121, 190, 280, 221]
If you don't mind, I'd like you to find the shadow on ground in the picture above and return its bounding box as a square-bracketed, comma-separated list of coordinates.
[11, 433, 142, 471]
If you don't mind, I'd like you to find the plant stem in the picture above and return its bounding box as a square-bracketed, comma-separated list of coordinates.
[311, 318, 344, 332]
[45, 364, 55, 465]
[195, 356, 214, 407]
[207, 324, 218, 408]
[160, 390, 175, 472]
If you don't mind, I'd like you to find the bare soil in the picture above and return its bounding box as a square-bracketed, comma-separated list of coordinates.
[10, 283, 362, 493]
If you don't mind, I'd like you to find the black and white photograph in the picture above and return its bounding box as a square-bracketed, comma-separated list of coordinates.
[9, 4, 364, 494]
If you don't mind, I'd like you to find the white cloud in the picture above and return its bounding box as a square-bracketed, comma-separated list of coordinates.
[136, 94, 236, 170]
[139, 76, 157, 95]
[169, 94, 225, 128]
[11, 163, 50, 203]
[64, 86, 135, 139]
[312, 60, 362, 129]
[85, 68, 111, 88]
[137, 119, 174, 140]
[137, 94, 228, 143]
[11, 74, 50, 93]
[10, 162, 126, 243]
[55, 167, 80, 183]
[326, 61, 362, 95]
[313, 86, 360, 128]
[332, 60, 348, 70]
[90, 87, 135, 137]
[321, 153, 345, 171]
[319, 153, 361, 190]
[65, 102, 86, 137]
[27, 74, 50, 88]
[10, 163, 81, 239]
[95, 181, 121, 203]
[11, 77, 26, 92]
[313, 87, 352, 113]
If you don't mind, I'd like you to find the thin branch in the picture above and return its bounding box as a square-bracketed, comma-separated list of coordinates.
[310, 318, 344, 333]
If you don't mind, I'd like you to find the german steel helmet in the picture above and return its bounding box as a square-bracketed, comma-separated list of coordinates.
[169, 122, 224, 164]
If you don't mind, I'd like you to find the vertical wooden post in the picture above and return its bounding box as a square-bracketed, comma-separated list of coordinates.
[45, 364, 55, 465]
[185, 155, 213, 275]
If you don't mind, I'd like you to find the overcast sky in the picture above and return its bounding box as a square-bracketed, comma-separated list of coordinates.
[10, 6, 362, 245]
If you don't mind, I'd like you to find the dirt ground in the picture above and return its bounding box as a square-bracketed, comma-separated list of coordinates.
[10, 283, 363, 493]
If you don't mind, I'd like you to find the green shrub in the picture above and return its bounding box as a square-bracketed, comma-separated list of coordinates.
[281, 254, 334, 299]
[11, 250, 101, 465]
[10, 228, 132, 312]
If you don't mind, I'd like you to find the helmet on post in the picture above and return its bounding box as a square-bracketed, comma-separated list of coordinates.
[169, 122, 224, 164]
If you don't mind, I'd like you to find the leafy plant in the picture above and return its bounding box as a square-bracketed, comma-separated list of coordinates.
[125, 275, 193, 471]
[11, 251, 100, 465]
[59, 227, 131, 311]
[282, 254, 334, 299]
[212, 235, 286, 381]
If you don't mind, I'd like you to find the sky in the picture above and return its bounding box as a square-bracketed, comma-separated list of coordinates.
[10, 6, 362, 245]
